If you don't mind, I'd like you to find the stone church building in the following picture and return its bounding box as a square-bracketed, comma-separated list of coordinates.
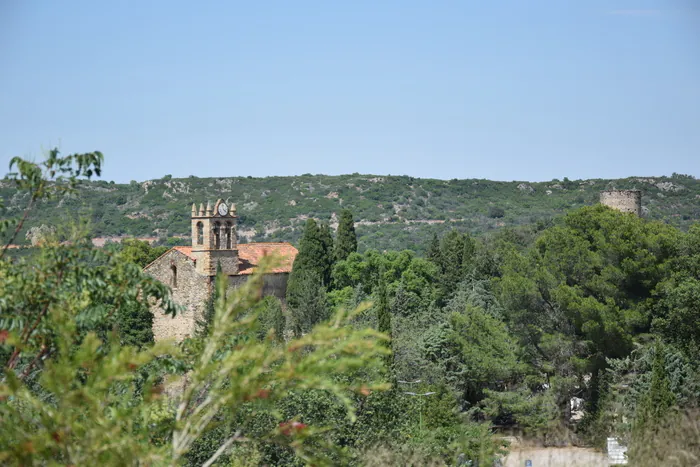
[144, 199, 298, 342]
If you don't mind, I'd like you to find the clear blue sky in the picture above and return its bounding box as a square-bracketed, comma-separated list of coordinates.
[1, 1, 698, 183]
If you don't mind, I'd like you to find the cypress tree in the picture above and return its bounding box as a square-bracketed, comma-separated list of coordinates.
[334, 209, 357, 262]
[436, 230, 466, 304]
[462, 233, 476, 274]
[319, 222, 334, 286]
[440, 230, 466, 278]
[257, 296, 285, 342]
[286, 219, 334, 335]
[288, 269, 328, 337]
[426, 232, 441, 264]
[375, 267, 393, 368]
[291, 219, 331, 285]
[634, 345, 676, 436]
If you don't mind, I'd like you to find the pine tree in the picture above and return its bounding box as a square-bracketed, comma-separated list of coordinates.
[334, 209, 357, 262]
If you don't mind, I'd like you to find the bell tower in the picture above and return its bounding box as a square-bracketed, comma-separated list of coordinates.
[190, 199, 239, 276]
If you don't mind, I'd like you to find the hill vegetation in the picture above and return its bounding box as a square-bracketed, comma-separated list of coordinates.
[2, 151, 699, 466]
[2, 171, 699, 251]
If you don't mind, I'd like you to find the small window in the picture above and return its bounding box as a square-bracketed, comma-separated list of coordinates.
[171, 265, 177, 288]
[196, 222, 204, 245]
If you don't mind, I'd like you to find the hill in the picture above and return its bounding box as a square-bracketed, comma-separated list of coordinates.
[2, 172, 699, 252]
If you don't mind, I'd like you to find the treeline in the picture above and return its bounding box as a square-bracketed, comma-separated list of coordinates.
[1, 151, 699, 466]
[278, 200, 700, 464]
[3, 165, 700, 254]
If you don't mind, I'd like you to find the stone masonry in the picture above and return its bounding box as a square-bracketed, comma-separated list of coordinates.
[147, 248, 210, 342]
[600, 190, 642, 216]
[144, 199, 298, 342]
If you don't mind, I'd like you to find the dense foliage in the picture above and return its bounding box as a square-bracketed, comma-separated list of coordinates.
[1, 150, 698, 465]
[2, 170, 699, 253]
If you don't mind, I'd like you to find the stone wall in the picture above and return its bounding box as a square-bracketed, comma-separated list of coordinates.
[600, 190, 642, 216]
[146, 250, 210, 342]
[209, 249, 239, 276]
[227, 273, 290, 303]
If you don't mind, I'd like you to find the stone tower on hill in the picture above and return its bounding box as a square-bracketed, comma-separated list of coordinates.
[600, 190, 642, 217]
[144, 199, 298, 342]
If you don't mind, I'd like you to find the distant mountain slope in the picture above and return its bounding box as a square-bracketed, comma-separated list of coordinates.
[2, 173, 698, 252]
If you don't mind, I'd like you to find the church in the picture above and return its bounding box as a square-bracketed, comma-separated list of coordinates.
[144, 199, 298, 342]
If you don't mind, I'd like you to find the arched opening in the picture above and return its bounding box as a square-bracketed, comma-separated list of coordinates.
[171, 264, 177, 288]
[213, 222, 221, 249]
[225, 222, 233, 249]
[196, 222, 204, 245]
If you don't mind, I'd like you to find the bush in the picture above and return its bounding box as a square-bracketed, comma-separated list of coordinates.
[487, 206, 505, 218]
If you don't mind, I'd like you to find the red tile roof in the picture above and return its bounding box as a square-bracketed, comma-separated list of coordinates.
[172, 243, 297, 275]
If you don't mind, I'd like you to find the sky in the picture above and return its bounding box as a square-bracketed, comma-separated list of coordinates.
[0, 1, 699, 183]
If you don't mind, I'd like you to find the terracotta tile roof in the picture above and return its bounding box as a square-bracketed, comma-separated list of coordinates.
[172, 243, 297, 275]
[172, 246, 194, 258]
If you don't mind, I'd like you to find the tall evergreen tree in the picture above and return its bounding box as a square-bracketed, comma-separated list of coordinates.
[257, 296, 285, 342]
[435, 230, 467, 304]
[634, 345, 677, 436]
[375, 267, 393, 369]
[334, 209, 358, 262]
[291, 219, 332, 286]
[286, 219, 334, 335]
[319, 222, 334, 286]
[462, 233, 476, 274]
[426, 232, 441, 264]
[288, 269, 328, 337]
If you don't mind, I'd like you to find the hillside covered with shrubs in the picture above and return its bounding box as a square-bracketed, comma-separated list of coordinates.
[2, 172, 699, 252]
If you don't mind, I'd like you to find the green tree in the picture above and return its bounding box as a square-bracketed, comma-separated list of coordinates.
[116, 301, 155, 348]
[632, 345, 677, 449]
[0, 153, 391, 466]
[434, 230, 470, 304]
[426, 233, 441, 264]
[496, 205, 680, 429]
[288, 269, 328, 337]
[0, 257, 390, 466]
[290, 219, 333, 287]
[462, 233, 476, 274]
[319, 222, 334, 286]
[119, 238, 169, 268]
[375, 268, 393, 370]
[653, 224, 700, 354]
[423, 303, 520, 407]
[334, 209, 357, 262]
[257, 296, 285, 342]
[0, 152, 174, 376]
[1, 149, 103, 257]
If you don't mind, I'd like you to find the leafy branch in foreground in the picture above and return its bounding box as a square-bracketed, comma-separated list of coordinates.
[0, 252, 390, 466]
[172, 257, 391, 465]
[1, 149, 103, 258]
